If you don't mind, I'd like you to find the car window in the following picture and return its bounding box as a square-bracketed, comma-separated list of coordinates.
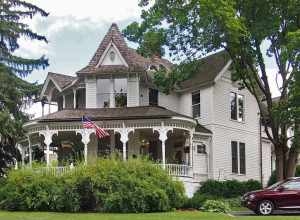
[282, 181, 300, 190]
[267, 180, 286, 190]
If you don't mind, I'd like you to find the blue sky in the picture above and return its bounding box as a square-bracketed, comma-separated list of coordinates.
[19, 1, 280, 117]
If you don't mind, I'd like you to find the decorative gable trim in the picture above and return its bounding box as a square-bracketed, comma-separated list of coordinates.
[41, 76, 62, 98]
[96, 41, 129, 67]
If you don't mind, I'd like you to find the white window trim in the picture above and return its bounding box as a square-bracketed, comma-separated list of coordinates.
[230, 91, 245, 123]
[231, 141, 246, 175]
[192, 90, 201, 118]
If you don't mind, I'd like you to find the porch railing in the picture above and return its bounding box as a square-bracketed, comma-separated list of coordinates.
[165, 164, 192, 177]
[34, 164, 192, 177]
[35, 166, 71, 176]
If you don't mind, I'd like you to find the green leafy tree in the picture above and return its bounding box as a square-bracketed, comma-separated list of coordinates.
[125, 0, 300, 180]
[0, 0, 48, 175]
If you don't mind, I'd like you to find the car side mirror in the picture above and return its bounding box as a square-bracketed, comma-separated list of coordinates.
[277, 186, 285, 192]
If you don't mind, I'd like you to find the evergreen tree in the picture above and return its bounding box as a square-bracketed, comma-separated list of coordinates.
[0, 0, 48, 175]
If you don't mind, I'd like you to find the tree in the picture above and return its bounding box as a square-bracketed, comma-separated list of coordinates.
[124, 0, 300, 180]
[0, 0, 49, 76]
[0, 0, 48, 175]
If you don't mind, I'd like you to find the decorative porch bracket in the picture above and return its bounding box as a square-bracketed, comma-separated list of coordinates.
[153, 126, 173, 169]
[114, 127, 134, 161]
[76, 129, 94, 165]
[39, 128, 58, 166]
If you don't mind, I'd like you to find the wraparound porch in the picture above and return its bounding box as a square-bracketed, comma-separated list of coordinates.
[20, 118, 197, 175]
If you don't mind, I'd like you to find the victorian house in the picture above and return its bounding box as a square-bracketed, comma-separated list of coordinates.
[19, 23, 273, 196]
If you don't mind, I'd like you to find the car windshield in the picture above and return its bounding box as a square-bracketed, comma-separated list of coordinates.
[266, 180, 287, 190]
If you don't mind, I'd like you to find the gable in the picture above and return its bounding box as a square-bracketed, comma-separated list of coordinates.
[97, 42, 128, 67]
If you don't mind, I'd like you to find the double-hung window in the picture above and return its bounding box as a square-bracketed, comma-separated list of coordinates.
[149, 88, 158, 106]
[230, 92, 244, 122]
[192, 91, 201, 118]
[231, 141, 246, 174]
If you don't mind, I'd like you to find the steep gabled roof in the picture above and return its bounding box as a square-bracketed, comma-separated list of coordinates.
[48, 72, 77, 89]
[77, 23, 151, 76]
[41, 72, 77, 98]
[178, 51, 231, 90]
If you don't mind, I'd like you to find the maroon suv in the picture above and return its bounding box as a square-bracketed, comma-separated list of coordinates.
[242, 177, 300, 215]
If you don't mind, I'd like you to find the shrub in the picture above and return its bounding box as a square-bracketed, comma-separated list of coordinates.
[0, 158, 185, 213]
[198, 179, 261, 198]
[202, 200, 231, 213]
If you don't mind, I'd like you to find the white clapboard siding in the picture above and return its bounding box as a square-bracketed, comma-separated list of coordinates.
[85, 77, 97, 108]
[127, 76, 139, 107]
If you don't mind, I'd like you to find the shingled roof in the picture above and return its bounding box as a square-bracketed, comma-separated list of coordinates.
[35, 105, 194, 121]
[48, 72, 77, 89]
[178, 50, 231, 90]
[77, 23, 148, 76]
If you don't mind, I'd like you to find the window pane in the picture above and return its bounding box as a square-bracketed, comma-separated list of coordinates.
[97, 94, 110, 108]
[192, 92, 200, 105]
[149, 88, 158, 106]
[230, 92, 237, 120]
[238, 95, 244, 122]
[197, 144, 206, 154]
[239, 142, 246, 174]
[231, 141, 238, 173]
[283, 181, 300, 190]
[115, 93, 127, 107]
[114, 78, 127, 93]
[97, 79, 110, 93]
[192, 104, 201, 118]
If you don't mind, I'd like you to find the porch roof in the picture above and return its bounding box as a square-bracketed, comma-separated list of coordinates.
[34, 105, 200, 123]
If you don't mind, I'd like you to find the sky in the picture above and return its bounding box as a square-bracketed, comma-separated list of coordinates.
[19, 0, 280, 118]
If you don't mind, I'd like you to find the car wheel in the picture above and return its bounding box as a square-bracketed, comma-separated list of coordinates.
[256, 200, 274, 215]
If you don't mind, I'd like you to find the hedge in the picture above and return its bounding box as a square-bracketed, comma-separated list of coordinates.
[0, 159, 185, 213]
[185, 179, 261, 209]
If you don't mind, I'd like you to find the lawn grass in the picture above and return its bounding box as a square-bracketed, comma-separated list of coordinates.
[1, 211, 300, 220]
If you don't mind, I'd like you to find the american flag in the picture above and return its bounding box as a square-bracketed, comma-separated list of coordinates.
[82, 116, 110, 139]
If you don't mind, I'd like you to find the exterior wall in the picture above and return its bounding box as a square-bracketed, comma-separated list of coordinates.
[127, 75, 140, 107]
[158, 92, 179, 112]
[178, 87, 214, 129]
[210, 75, 262, 182]
[85, 77, 97, 108]
[262, 139, 272, 186]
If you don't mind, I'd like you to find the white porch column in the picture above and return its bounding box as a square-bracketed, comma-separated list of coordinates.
[39, 128, 57, 166]
[62, 95, 66, 109]
[115, 125, 134, 161]
[73, 89, 77, 109]
[154, 123, 172, 169]
[77, 129, 93, 164]
[188, 131, 194, 167]
[27, 136, 32, 167]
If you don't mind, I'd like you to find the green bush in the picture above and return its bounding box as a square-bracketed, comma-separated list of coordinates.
[0, 159, 185, 213]
[198, 179, 261, 198]
[202, 200, 231, 213]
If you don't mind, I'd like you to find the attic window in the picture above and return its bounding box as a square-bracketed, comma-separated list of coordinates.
[109, 51, 116, 62]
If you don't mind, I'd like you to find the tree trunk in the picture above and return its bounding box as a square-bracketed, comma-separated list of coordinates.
[286, 147, 298, 178]
[275, 148, 285, 181]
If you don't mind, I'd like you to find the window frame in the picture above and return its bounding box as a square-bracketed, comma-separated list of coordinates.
[192, 90, 201, 118]
[230, 92, 245, 122]
[149, 88, 159, 106]
[231, 141, 246, 175]
[197, 144, 206, 154]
